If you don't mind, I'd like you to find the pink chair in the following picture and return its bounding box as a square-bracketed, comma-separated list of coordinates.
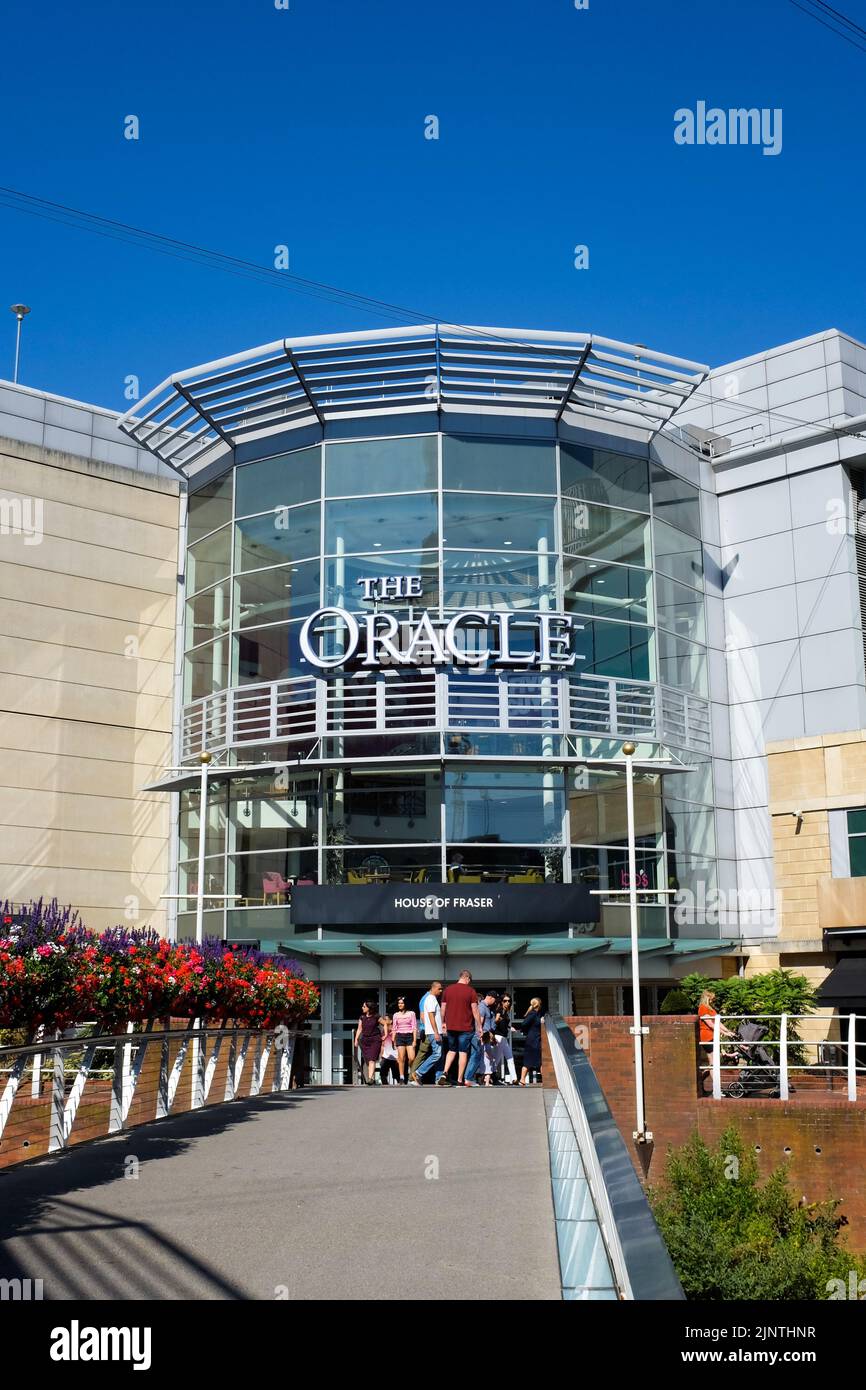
[262, 872, 291, 905]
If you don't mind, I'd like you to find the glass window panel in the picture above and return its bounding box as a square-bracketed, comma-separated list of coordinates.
[230, 849, 319, 905]
[235, 560, 320, 628]
[564, 557, 651, 623]
[188, 473, 232, 542]
[569, 770, 662, 845]
[602, 841, 663, 891]
[665, 852, 717, 898]
[446, 845, 562, 883]
[325, 493, 438, 555]
[665, 800, 716, 859]
[185, 581, 230, 650]
[324, 551, 438, 609]
[236, 622, 309, 684]
[235, 447, 321, 518]
[651, 463, 701, 538]
[234, 503, 320, 573]
[563, 499, 651, 567]
[847, 809, 866, 836]
[326, 436, 437, 497]
[656, 572, 706, 643]
[849, 837, 866, 876]
[179, 784, 228, 860]
[560, 444, 649, 512]
[179, 856, 226, 901]
[653, 518, 703, 590]
[188, 526, 231, 595]
[230, 774, 319, 852]
[443, 550, 558, 611]
[442, 493, 556, 552]
[570, 846, 602, 890]
[326, 768, 442, 844]
[657, 630, 707, 696]
[184, 639, 229, 701]
[573, 618, 652, 682]
[445, 766, 565, 844]
[668, 757, 714, 807]
[442, 436, 556, 494]
[326, 846, 441, 886]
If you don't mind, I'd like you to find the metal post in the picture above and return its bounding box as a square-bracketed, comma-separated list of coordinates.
[622, 741, 650, 1143]
[712, 1010, 722, 1099]
[10, 304, 30, 384]
[195, 752, 212, 944]
[779, 1013, 789, 1101]
[848, 1011, 857, 1103]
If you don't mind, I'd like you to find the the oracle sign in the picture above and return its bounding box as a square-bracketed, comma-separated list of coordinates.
[298, 574, 581, 671]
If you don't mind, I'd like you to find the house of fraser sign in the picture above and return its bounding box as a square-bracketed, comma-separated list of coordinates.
[298, 573, 583, 671]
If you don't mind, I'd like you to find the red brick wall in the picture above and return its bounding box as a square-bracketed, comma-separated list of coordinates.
[546, 1015, 866, 1251]
[0, 1025, 282, 1171]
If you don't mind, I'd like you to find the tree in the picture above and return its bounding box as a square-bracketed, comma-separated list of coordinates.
[650, 1127, 865, 1300]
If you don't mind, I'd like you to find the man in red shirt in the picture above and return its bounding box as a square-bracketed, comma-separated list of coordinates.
[437, 970, 482, 1087]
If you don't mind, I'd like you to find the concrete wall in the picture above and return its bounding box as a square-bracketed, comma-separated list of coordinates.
[0, 417, 181, 934]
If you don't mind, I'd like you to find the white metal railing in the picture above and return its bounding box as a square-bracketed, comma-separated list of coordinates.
[700, 1013, 866, 1102]
[181, 669, 711, 760]
[0, 1023, 296, 1155]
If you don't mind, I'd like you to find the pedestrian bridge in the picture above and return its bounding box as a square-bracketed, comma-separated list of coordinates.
[0, 1020, 681, 1301]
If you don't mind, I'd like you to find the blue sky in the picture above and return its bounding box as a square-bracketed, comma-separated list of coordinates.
[1, 0, 864, 409]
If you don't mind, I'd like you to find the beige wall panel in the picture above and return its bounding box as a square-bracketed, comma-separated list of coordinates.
[0, 673, 172, 732]
[0, 824, 168, 874]
[0, 530, 177, 592]
[0, 564, 176, 628]
[0, 446, 180, 526]
[0, 485, 178, 561]
[817, 876, 866, 930]
[0, 749, 170, 799]
[0, 862, 170, 910]
[0, 712, 171, 767]
[0, 636, 173, 699]
[767, 747, 826, 804]
[0, 787, 168, 837]
[0, 598, 176, 664]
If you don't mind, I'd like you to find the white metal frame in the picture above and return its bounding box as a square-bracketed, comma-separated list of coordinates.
[704, 1012, 864, 1102]
[118, 325, 709, 476]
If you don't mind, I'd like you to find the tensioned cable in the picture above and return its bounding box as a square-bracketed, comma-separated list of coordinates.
[3, 183, 866, 453]
[785, 0, 866, 53]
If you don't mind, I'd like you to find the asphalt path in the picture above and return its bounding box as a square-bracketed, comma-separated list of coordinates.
[0, 1086, 561, 1300]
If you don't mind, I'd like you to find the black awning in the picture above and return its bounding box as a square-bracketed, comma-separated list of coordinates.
[816, 956, 866, 1007]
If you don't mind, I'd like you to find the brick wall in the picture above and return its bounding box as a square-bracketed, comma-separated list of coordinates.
[545, 1015, 866, 1250]
[0, 1025, 283, 1171]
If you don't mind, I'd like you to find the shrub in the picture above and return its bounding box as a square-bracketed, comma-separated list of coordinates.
[650, 1127, 866, 1300]
[659, 988, 692, 1014]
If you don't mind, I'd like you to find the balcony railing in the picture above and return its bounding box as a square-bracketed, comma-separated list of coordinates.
[181, 670, 712, 761]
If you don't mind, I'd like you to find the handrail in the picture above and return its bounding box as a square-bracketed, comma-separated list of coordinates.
[545, 1014, 684, 1301]
[704, 1012, 865, 1102]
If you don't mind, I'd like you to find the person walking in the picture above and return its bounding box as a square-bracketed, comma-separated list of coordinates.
[391, 995, 418, 1084]
[437, 970, 482, 1087]
[409, 980, 444, 1085]
[493, 992, 518, 1084]
[379, 1015, 401, 1085]
[354, 1000, 382, 1085]
[465, 989, 498, 1086]
[517, 997, 544, 1086]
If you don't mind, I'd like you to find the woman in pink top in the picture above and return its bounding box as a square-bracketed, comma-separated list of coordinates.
[391, 996, 418, 1084]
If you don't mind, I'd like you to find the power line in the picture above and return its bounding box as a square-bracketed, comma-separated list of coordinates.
[3, 182, 866, 453]
[785, 0, 866, 54]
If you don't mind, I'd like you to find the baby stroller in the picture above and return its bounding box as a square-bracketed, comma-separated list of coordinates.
[722, 1021, 781, 1098]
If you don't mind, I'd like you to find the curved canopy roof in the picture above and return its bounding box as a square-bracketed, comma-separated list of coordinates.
[118, 323, 708, 477]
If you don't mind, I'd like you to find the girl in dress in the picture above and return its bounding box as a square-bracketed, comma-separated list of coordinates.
[354, 1000, 382, 1085]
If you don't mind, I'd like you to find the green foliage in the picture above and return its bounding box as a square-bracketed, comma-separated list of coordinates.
[659, 988, 692, 1014]
[675, 969, 817, 1059]
[650, 1127, 866, 1300]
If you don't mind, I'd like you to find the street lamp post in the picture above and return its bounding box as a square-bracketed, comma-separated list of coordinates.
[622, 740, 652, 1145]
[195, 751, 212, 945]
[9, 304, 30, 384]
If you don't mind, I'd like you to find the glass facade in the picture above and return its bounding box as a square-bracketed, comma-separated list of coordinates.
[179, 429, 714, 942]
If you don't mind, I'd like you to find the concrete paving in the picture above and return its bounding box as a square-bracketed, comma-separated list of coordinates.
[0, 1087, 562, 1301]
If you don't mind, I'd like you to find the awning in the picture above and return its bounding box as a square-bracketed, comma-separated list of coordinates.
[816, 956, 866, 1008]
[277, 934, 733, 962]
